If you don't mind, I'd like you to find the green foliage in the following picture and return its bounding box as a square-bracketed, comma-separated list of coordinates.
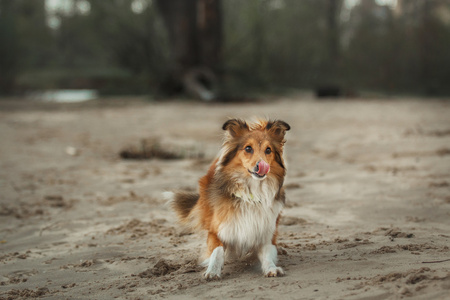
[221, 0, 450, 96]
[2, 0, 450, 96]
[222, 0, 329, 89]
[5, 0, 170, 95]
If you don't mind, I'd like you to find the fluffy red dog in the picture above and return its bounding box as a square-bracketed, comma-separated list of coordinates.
[166, 118, 290, 279]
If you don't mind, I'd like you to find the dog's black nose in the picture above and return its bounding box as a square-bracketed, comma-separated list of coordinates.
[254, 161, 260, 173]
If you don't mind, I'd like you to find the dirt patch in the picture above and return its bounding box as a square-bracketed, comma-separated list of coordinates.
[97, 191, 158, 206]
[436, 148, 450, 156]
[372, 227, 414, 239]
[43, 195, 76, 208]
[0, 203, 45, 219]
[106, 218, 174, 238]
[2, 287, 54, 299]
[119, 138, 204, 160]
[369, 243, 449, 254]
[404, 128, 450, 137]
[60, 260, 98, 271]
[284, 183, 303, 189]
[368, 267, 433, 286]
[279, 216, 307, 226]
[392, 148, 450, 158]
[363, 165, 417, 174]
[429, 181, 449, 188]
[337, 239, 372, 250]
[74, 260, 95, 268]
[0, 269, 38, 286]
[0, 251, 32, 263]
[405, 216, 426, 223]
[370, 246, 398, 254]
[140, 259, 180, 277]
[0, 195, 76, 219]
[135, 259, 201, 278]
[384, 228, 414, 239]
[396, 243, 448, 252]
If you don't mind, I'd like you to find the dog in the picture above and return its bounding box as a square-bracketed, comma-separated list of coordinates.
[165, 118, 290, 279]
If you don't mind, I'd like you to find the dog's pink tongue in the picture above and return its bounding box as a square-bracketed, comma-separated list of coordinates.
[257, 160, 270, 176]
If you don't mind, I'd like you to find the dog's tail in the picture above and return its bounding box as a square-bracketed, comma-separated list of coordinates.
[163, 191, 200, 227]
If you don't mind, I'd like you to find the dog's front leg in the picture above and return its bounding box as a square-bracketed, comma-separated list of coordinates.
[202, 232, 224, 280]
[258, 243, 284, 277]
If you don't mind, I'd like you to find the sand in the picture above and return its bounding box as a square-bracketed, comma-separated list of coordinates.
[0, 96, 449, 299]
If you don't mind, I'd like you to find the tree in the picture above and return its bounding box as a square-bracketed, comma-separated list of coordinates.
[316, 0, 344, 97]
[0, 0, 18, 94]
[156, 0, 222, 100]
[417, 0, 450, 95]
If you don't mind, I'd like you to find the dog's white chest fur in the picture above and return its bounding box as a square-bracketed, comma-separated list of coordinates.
[218, 179, 283, 255]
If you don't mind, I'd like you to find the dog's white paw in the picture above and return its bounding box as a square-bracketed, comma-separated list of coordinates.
[203, 269, 221, 280]
[264, 266, 285, 277]
[203, 246, 224, 280]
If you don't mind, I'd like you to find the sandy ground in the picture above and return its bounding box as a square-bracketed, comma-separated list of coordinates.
[0, 96, 449, 300]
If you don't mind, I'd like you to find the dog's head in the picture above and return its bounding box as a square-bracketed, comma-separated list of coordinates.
[219, 119, 290, 181]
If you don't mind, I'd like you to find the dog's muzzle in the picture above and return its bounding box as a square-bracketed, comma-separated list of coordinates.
[255, 160, 270, 176]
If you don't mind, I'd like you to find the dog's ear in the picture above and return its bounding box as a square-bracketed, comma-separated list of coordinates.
[266, 120, 290, 142]
[222, 119, 249, 137]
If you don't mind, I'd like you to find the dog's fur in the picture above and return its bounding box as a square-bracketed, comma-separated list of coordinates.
[166, 118, 290, 279]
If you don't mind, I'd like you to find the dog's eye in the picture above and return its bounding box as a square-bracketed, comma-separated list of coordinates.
[265, 147, 272, 155]
[245, 146, 253, 153]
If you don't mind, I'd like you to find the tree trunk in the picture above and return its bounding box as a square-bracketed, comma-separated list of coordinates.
[197, 0, 222, 73]
[326, 0, 340, 64]
[156, 0, 222, 100]
[0, 0, 18, 95]
[418, 0, 437, 95]
[316, 0, 343, 98]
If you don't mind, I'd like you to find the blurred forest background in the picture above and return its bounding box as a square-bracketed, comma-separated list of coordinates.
[1, 0, 449, 99]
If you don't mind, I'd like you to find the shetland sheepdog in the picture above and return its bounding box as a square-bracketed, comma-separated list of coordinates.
[165, 118, 290, 279]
